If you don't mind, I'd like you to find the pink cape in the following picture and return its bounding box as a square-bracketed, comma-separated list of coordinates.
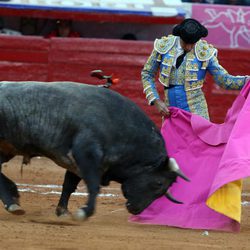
[130, 81, 250, 232]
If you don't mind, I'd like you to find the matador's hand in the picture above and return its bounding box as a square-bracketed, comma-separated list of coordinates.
[245, 76, 250, 84]
[153, 99, 170, 117]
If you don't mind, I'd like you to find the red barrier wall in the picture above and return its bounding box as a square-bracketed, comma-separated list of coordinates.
[0, 35, 249, 127]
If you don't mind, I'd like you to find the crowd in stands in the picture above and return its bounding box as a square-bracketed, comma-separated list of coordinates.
[0, 0, 248, 39]
[182, 0, 249, 4]
[45, 19, 80, 38]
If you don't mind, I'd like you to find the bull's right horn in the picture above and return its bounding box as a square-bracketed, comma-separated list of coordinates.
[165, 192, 183, 204]
[169, 158, 190, 182]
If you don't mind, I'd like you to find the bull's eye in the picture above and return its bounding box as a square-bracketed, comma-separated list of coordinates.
[154, 180, 163, 188]
[157, 181, 163, 186]
[150, 179, 164, 189]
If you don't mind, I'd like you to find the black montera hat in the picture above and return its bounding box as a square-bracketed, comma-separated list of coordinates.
[172, 18, 208, 44]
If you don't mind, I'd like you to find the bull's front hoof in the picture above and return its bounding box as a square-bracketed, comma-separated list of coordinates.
[7, 204, 25, 215]
[55, 206, 71, 217]
[12, 197, 20, 206]
[72, 208, 87, 221]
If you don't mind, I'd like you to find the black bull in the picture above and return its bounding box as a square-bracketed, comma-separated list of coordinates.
[0, 81, 188, 220]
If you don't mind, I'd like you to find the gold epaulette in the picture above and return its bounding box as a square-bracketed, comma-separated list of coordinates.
[154, 35, 177, 54]
[195, 40, 217, 61]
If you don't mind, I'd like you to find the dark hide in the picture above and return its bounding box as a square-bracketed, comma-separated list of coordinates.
[0, 81, 183, 219]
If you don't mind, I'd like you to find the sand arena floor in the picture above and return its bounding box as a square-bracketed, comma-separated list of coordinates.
[1, 156, 250, 250]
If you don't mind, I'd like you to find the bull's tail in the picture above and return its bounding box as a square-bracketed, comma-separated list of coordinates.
[90, 69, 119, 88]
[20, 155, 31, 177]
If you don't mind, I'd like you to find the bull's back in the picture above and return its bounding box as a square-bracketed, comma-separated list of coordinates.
[0, 81, 85, 153]
[0, 81, 158, 153]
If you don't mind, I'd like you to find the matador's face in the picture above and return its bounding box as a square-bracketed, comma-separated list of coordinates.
[180, 39, 196, 52]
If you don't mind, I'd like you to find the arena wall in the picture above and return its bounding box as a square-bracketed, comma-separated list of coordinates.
[0, 35, 248, 127]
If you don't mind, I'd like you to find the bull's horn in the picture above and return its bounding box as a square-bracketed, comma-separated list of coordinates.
[169, 158, 190, 182]
[165, 192, 183, 204]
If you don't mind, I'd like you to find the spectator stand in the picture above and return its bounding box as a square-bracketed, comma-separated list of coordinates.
[0, 0, 185, 39]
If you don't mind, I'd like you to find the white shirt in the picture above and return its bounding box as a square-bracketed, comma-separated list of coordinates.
[174, 37, 185, 68]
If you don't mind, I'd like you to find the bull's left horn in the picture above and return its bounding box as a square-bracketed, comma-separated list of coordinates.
[169, 158, 190, 182]
[165, 192, 183, 204]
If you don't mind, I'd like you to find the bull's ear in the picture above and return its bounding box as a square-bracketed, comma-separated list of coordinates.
[168, 158, 190, 182]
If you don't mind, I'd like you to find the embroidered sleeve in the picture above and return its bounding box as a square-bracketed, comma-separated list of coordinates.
[141, 49, 161, 105]
[207, 55, 245, 90]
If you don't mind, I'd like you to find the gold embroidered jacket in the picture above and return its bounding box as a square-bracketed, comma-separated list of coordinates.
[142, 35, 246, 104]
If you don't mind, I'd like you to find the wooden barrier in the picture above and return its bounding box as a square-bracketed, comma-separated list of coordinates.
[0, 36, 49, 81]
[0, 35, 249, 127]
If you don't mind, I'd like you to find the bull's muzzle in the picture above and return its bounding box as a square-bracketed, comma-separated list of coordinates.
[126, 201, 141, 215]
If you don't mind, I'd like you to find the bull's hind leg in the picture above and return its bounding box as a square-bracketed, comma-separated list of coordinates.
[0, 173, 25, 215]
[1, 173, 20, 204]
[71, 139, 103, 220]
[56, 170, 81, 216]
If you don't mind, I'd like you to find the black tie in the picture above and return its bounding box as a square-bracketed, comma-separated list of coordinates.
[176, 51, 187, 69]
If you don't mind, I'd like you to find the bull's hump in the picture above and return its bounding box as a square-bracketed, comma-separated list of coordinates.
[0, 81, 115, 103]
